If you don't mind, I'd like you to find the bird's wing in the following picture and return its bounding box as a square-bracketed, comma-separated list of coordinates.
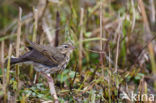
[26, 39, 64, 64]
[25, 50, 58, 67]
[40, 46, 65, 64]
[26, 39, 44, 51]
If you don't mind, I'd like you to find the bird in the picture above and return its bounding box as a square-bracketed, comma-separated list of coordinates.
[9, 39, 74, 74]
[7, 39, 74, 102]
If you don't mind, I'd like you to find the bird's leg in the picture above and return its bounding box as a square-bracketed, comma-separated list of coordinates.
[33, 72, 39, 84]
[40, 72, 59, 103]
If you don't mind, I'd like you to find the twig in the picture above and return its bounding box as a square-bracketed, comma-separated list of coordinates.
[38, 0, 49, 23]
[79, 8, 84, 72]
[0, 13, 33, 36]
[138, 0, 150, 31]
[149, 0, 155, 23]
[31, 8, 39, 83]
[131, 0, 136, 31]
[86, 49, 114, 65]
[42, 22, 54, 46]
[113, 15, 124, 73]
[70, 64, 78, 90]
[55, 11, 60, 47]
[16, 7, 22, 57]
[15, 7, 22, 100]
[114, 34, 120, 73]
[99, 0, 104, 72]
[0, 34, 16, 42]
[32, 8, 38, 42]
[148, 43, 156, 88]
[81, 82, 96, 95]
[5, 44, 12, 103]
[108, 46, 111, 68]
[41, 73, 59, 103]
[89, 66, 99, 82]
[1, 41, 6, 103]
[82, 37, 107, 42]
[1, 41, 5, 85]
[138, 0, 152, 42]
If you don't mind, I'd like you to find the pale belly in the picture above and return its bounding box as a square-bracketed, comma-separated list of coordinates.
[21, 59, 69, 74]
[18, 56, 70, 74]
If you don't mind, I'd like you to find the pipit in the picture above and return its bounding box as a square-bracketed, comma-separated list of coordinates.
[7, 39, 74, 102]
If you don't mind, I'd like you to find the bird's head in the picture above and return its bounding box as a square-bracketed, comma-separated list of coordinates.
[57, 43, 75, 55]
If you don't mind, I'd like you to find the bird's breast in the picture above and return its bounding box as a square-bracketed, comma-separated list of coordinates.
[59, 56, 70, 70]
[33, 56, 70, 74]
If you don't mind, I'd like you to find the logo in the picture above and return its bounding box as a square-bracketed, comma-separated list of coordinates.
[120, 91, 155, 101]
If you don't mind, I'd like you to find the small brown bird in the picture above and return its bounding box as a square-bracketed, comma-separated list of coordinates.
[10, 39, 74, 74]
[8, 39, 74, 102]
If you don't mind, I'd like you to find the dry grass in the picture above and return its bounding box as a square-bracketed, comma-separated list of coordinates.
[0, 0, 156, 102]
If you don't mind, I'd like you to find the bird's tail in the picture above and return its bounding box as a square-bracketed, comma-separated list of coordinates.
[5, 58, 24, 65]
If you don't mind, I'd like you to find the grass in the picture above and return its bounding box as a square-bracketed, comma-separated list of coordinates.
[0, 0, 156, 102]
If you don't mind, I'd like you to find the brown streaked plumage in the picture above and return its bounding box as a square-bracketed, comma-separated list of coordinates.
[8, 39, 74, 74]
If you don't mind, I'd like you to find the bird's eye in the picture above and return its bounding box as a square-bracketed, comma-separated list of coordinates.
[64, 45, 68, 48]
